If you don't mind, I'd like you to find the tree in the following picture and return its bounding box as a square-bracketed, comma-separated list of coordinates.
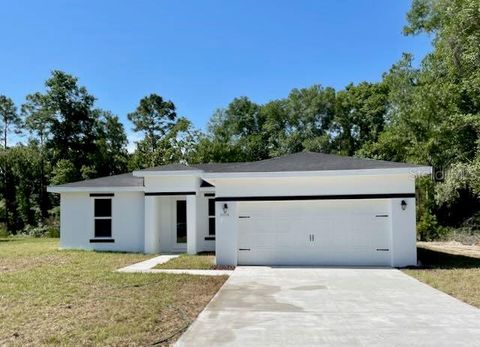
[22, 92, 52, 147]
[21, 92, 53, 219]
[332, 82, 389, 156]
[0, 95, 21, 233]
[130, 117, 200, 169]
[0, 95, 21, 149]
[285, 85, 336, 154]
[193, 97, 268, 163]
[50, 159, 77, 186]
[93, 110, 129, 176]
[22, 71, 98, 180]
[128, 94, 177, 154]
[359, 0, 480, 229]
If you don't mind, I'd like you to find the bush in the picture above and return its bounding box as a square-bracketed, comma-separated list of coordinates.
[22, 224, 49, 238]
[0, 223, 8, 238]
[441, 227, 480, 245]
[21, 223, 59, 238]
[47, 225, 60, 238]
[417, 211, 448, 241]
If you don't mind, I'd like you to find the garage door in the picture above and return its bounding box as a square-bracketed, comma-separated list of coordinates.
[237, 199, 391, 266]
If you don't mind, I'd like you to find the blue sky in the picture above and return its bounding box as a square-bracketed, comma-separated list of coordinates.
[1, 1, 431, 150]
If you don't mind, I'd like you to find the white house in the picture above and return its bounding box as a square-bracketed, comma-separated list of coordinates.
[47, 152, 431, 267]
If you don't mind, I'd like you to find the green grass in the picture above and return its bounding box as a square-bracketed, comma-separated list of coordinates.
[154, 253, 216, 270]
[403, 246, 480, 308]
[0, 238, 227, 346]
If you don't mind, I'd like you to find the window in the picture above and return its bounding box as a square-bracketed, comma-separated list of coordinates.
[176, 200, 187, 243]
[94, 199, 112, 238]
[208, 198, 215, 235]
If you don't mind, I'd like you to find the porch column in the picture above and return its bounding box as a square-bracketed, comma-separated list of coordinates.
[186, 194, 198, 254]
[144, 195, 160, 253]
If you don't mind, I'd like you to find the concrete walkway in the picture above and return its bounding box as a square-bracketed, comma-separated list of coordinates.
[116, 255, 233, 276]
[117, 255, 179, 272]
[176, 267, 480, 346]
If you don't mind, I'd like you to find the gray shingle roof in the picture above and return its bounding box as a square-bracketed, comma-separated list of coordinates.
[50, 152, 424, 190]
[139, 151, 423, 173]
[139, 163, 201, 172]
[51, 173, 144, 188]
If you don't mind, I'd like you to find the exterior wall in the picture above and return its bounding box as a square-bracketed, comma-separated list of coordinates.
[390, 197, 417, 267]
[213, 174, 418, 267]
[58, 172, 419, 265]
[143, 176, 199, 193]
[215, 201, 239, 265]
[144, 196, 160, 253]
[60, 192, 90, 250]
[212, 174, 415, 198]
[60, 191, 144, 252]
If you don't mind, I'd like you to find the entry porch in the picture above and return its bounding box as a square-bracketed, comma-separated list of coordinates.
[144, 193, 216, 254]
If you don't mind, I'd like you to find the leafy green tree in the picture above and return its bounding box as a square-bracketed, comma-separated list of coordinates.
[285, 85, 336, 154]
[50, 159, 77, 186]
[333, 82, 389, 156]
[23, 71, 98, 180]
[0, 95, 21, 149]
[130, 117, 200, 168]
[21, 92, 54, 219]
[0, 95, 21, 232]
[360, 0, 480, 229]
[260, 99, 291, 157]
[93, 110, 129, 176]
[128, 94, 177, 154]
[8, 144, 44, 227]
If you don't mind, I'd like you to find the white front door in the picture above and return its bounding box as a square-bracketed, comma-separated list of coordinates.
[237, 199, 391, 266]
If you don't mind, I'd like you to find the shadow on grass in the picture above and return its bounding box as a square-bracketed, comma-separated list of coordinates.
[415, 247, 480, 269]
[0, 238, 29, 243]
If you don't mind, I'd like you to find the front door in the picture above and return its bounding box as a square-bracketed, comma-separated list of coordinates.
[176, 200, 187, 246]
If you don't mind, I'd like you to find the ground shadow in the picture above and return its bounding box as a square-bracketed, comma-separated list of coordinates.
[415, 247, 480, 269]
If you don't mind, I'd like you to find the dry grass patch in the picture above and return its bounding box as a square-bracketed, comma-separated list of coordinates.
[403, 245, 480, 308]
[0, 238, 227, 346]
[155, 253, 216, 270]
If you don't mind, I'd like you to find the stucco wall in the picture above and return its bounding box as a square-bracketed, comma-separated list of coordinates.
[213, 174, 417, 267]
[60, 191, 144, 252]
[390, 197, 417, 267]
[143, 176, 199, 192]
[211, 173, 415, 198]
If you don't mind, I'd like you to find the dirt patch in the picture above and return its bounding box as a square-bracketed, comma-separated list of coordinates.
[418, 241, 480, 259]
[0, 254, 68, 273]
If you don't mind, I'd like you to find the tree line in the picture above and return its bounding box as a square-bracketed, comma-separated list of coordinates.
[1, 0, 479, 238]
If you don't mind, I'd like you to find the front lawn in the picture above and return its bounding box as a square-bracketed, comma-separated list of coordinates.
[154, 253, 216, 270]
[0, 238, 227, 346]
[403, 245, 480, 308]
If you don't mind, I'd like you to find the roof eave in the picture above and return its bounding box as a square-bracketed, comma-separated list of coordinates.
[47, 186, 145, 194]
[202, 167, 433, 179]
[132, 170, 204, 177]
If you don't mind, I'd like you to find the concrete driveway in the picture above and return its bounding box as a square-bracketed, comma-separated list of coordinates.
[176, 267, 480, 346]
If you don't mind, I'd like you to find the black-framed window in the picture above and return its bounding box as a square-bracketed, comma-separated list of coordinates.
[176, 200, 187, 243]
[94, 199, 112, 238]
[208, 198, 215, 235]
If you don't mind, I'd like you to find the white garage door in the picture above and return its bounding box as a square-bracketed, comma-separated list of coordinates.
[237, 199, 392, 266]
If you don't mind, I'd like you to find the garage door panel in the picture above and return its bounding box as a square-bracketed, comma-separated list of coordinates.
[237, 199, 392, 266]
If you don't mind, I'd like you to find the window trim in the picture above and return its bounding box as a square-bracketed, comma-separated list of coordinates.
[93, 197, 113, 239]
